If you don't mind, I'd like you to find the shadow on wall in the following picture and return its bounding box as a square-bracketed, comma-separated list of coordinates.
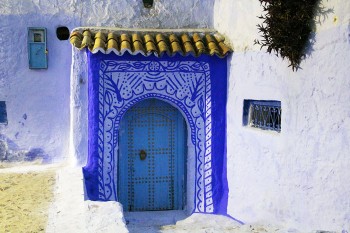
[0, 134, 51, 163]
[304, 4, 334, 57]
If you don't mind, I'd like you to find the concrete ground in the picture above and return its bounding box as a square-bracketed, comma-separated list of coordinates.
[45, 166, 298, 233]
[0, 164, 337, 233]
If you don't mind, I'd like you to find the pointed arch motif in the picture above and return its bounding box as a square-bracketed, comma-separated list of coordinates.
[96, 59, 214, 213]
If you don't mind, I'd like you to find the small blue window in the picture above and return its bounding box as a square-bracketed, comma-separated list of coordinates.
[0, 101, 8, 124]
[243, 99, 281, 132]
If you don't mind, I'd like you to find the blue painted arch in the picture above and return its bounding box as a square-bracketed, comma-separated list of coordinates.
[118, 98, 187, 211]
[116, 95, 196, 145]
[84, 52, 229, 215]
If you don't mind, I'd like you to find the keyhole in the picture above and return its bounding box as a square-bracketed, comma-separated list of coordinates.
[139, 150, 147, 160]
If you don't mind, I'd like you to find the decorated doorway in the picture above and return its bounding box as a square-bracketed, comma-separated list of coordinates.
[118, 99, 186, 211]
[73, 29, 232, 215]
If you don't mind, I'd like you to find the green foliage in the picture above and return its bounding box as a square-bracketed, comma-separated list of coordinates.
[255, 0, 319, 71]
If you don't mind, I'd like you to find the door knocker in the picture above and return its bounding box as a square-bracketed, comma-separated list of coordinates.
[139, 150, 147, 160]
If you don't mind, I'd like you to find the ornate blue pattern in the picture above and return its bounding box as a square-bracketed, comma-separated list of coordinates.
[97, 60, 214, 212]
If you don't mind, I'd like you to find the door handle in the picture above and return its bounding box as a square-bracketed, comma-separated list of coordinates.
[139, 150, 147, 160]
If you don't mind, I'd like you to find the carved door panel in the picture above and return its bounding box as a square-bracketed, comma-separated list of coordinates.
[118, 99, 185, 211]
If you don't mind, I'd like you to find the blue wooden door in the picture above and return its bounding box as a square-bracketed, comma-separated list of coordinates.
[118, 99, 186, 211]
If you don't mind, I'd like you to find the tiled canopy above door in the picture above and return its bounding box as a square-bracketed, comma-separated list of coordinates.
[70, 28, 231, 57]
[70, 27, 232, 215]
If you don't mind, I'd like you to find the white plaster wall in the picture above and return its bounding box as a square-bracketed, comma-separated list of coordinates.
[0, 0, 214, 162]
[214, 0, 350, 231]
[79, 0, 214, 28]
[0, 0, 77, 161]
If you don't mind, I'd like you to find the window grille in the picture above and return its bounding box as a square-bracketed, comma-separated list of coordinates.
[243, 100, 281, 132]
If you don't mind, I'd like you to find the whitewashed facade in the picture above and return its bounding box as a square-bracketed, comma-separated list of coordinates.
[0, 0, 349, 231]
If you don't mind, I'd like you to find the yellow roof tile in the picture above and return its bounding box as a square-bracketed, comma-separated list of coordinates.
[132, 34, 145, 55]
[81, 30, 94, 50]
[120, 33, 132, 54]
[70, 29, 232, 58]
[144, 34, 157, 55]
[69, 31, 83, 48]
[181, 34, 195, 56]
[92, 31, 106, 53]
[106, 32, 119, 54]
[155, 34, 170, 56]
[193, 33, 206, 56]
[169, 34, 183, 55]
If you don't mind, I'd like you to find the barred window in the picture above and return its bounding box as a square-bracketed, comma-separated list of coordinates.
[243, 100, 281, 132]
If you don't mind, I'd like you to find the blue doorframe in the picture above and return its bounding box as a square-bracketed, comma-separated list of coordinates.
[118, 98, 186, 211]
[85, 52, 229, 215]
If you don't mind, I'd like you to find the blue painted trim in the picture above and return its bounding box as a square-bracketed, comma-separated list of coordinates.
[85, 51, 229, 215]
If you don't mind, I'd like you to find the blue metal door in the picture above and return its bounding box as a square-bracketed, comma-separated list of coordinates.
[118, 99, 186, 211]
